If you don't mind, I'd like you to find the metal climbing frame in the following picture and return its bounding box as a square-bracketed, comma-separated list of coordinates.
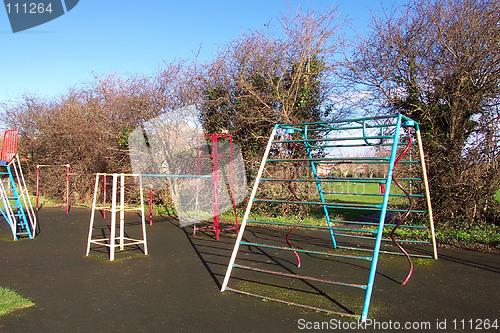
[0, 129, 37, 240]
[221, 114, 437, 321]
[194, 133, 239, 240]
[86, 173, 148, 261]
[86, 173, 210, 260]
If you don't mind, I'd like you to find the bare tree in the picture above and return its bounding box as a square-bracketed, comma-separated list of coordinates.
[344, 0, 500, 223]
[1, 59, 202, 205]
[199, 7, 346, 164]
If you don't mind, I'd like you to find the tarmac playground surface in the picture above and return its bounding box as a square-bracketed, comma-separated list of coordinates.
[0, 207, 498, 332]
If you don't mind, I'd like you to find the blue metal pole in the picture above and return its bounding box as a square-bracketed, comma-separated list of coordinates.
[302, 127, 337, 248]
[6, 164, 33, 239]
[361, 113, 403, 321]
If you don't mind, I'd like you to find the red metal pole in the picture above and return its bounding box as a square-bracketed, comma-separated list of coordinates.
[149, 186, 153, 225]
[103, 174, 107, 219]
[36, 165, 39, 210]
[197, 135, 201, 176]
[212, 134, 220, 240]
[229, 135, 238, 230]
[66, 165, 70, 214]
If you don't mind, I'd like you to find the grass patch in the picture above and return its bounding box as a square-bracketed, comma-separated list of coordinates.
[412, 258, 435, 266]
[0, 287, 34, 316]
[434, 222, 500, 250]
[35, 194, 66, 208]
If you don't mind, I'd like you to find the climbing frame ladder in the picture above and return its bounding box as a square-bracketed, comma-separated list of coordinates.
[86, 173, 148, 261]
[0, 129, 37, 240]
[221, 114, 437, 321]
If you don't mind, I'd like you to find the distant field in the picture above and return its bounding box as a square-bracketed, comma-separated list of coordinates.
[319, 181, 406, 204]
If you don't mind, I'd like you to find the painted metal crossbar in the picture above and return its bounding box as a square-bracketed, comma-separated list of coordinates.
[253, 198, 429, 213]
[239, 241, 373, 261]
[225, 287, 361, 319]
[247, 219, 433, 255]
[233, 263, 368, 289]
[221, 114, 438, 321]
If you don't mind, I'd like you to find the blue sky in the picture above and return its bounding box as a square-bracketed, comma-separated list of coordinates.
[0, 0, 404, 105]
